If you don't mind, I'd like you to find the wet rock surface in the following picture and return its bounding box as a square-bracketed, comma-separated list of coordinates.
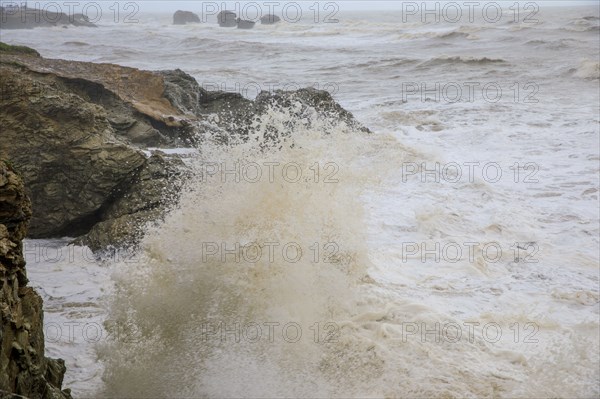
[0, 43, 369, 250]
[0, 160, 71, 398]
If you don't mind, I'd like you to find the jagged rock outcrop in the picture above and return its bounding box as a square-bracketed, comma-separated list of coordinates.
[0, 160, 71, 398]
[260, 14, 281, 24]
[159, 69, 369, 137]
[0, 6, 96, 29]
[217, 10, 237, 27]
[0, 43, 369, 250]
[254, 88, 371, 133]
[173, 10, 200, 25]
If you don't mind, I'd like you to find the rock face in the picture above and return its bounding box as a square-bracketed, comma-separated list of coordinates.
[76, 153, 188, 251]
[217, 10, 237, 27]
[236, 18, 256, 29]
[0, 47, 195, 130]
[173, 10, 200, 25]
[0, 43, 369, 251]
[260, 14, 281, 24]
[0, 63, 146, 238]
[0, 6, 96, 29]
[0, 43, 190, 249]
[0, 160, 71, 398]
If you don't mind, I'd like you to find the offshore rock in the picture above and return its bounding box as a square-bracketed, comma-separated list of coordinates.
[237, 18, 256, 29]
[173, 10, 200, 25]
[217, 10, 237, 27]
[260, 14, 281, 24]
[0, 6, 96, 29]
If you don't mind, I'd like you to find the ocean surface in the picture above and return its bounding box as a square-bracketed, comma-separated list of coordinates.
[3, 3, 600, 397]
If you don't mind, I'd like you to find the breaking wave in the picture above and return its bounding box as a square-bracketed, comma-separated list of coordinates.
[574, 59, 600, 80]
[96, 97, 599, 398]
[419, 55, 507, 67]
[99, 103, 396, 397]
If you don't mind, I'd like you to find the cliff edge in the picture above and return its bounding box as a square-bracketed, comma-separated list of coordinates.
[0, 160, 71, 398]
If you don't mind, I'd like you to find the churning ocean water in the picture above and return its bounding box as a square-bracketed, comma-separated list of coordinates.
[3, 2, 599, 397]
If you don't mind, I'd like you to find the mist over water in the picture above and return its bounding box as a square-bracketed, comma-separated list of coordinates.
[9, 3, 600, 398]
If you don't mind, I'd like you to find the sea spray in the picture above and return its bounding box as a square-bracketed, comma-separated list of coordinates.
[99, 101, 397, 397]
[95, 99, 600, 397]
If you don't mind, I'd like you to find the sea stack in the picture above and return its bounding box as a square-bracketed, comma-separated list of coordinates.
[217, 10, 237, 27]
[237, 18, 256, 29]
[173, 10, 200, 25]
[260, 14, 281, 24]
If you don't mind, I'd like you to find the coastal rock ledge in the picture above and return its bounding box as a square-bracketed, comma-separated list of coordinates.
[0, 42, 368, 251]
[0, 160, 71, 398]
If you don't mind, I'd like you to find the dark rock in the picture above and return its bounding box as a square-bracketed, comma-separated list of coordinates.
[217, 10, 237, 27]
[237, 18, 256, 29]
[0, 160, 71, 398]
[76, 153, 188, 251]
[159, 68, 249, 143]
[160, 70, 370, 141]
[173, 10, 200, 25]
[0, 6, 96, 29]
[260, 14, 281, 24]
[160, 68, 252, 131]
[256, 88, 370, 133]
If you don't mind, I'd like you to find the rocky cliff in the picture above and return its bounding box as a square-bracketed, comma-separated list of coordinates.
[0, 43, 192, 250]
[0, 42, 368, 251]
[0, 160, 71, 398]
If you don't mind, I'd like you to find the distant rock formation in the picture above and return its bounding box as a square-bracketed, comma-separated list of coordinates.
[260, 14, 281, 24]
[0, 6, 96, 29]
[0, 43, 369, 251]
[173, 10, 200, 25]
[217, 10, 237, 27]
[237, 18, 256, 29]
[0, 160, 72, 398]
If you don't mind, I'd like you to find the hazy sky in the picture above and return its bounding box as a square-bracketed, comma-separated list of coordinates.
[113, 1, 598, 12]
[3, 0, 598, 12]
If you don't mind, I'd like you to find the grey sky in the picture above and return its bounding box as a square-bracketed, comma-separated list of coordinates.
[4, 1, 598, 12]
[115, 1, 599, 12]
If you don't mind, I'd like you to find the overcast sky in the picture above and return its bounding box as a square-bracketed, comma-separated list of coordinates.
[116, 1, 598, 12]
[3, 1, 598, 12]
